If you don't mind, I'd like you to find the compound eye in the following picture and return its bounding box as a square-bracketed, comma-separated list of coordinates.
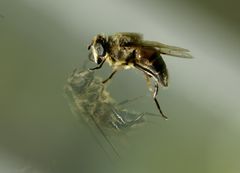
[95, 43, 105, 57]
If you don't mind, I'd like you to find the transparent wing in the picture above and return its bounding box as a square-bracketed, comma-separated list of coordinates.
[142, 40, 193, 58]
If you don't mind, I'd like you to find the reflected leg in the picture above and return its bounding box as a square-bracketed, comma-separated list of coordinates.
[112, 107, 144, 128]
[117, 95, 144, 106]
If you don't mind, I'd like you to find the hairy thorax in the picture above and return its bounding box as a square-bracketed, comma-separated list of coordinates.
[107, 44, 136, 69]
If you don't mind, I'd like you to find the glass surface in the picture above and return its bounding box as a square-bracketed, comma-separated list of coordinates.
[0, 0, 240, 173]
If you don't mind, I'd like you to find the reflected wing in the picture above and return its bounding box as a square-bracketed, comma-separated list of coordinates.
[142, 40, 193, 58]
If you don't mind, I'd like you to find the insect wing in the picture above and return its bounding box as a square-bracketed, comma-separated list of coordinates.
[141, 40, 193, 58]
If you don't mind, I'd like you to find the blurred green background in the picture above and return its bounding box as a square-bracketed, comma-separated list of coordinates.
[0, 0, 240, 173]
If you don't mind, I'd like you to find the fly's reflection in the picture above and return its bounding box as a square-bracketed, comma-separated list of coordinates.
[65, 68, 149, 157]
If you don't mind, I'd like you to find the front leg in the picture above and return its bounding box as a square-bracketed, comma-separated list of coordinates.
[89, 58, 106, 71]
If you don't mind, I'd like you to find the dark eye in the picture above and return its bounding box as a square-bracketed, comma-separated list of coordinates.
[95, 43, 105, 56]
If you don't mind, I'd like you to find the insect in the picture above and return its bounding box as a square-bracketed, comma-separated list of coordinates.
[65, 68, 151, 157]
[88, 32, 192, 119]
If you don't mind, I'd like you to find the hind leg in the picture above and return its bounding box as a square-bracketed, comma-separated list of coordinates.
[153, 81, 168, 120]
[133, 63, 167, 119]
[145, 74, 153, 92]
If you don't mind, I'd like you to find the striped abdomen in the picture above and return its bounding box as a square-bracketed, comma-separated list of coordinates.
[135, 47, 169, 87]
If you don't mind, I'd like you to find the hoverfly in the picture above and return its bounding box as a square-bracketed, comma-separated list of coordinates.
[65, 68, 152, 157]
[88, 32, 192, 119]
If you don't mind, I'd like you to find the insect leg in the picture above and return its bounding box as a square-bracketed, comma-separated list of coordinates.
[117, 95, 144, 106]
[102, 70, 117, 84]
[153, 81, 168, 120]
[145, 74, 153, 92]
[89, 57, 106, 71]
[111, 107, 144, 128]
[134, 63, 167, 119]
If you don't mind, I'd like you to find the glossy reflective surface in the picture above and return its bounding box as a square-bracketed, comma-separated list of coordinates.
[0, 0, 240, 173]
